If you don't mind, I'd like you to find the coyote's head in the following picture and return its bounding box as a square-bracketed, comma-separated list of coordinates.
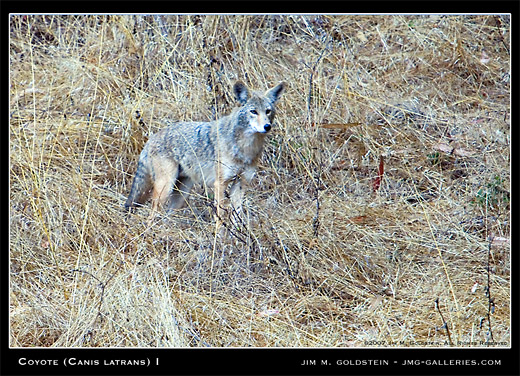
[234, 81, 285, 134]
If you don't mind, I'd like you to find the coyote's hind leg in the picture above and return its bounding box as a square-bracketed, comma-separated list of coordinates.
[167, 176, 195, 211]
[148, 159, 179, 224]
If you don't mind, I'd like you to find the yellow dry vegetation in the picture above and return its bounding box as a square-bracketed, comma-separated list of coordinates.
[10, 15, 510, 347]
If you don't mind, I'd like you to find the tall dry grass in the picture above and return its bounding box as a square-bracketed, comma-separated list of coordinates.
[10, 15, 510, 347]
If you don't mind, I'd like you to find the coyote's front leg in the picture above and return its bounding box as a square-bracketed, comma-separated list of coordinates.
[214, 182, 224, 219]
[214, 162, 227, 228]
[229, 177, 244, 216]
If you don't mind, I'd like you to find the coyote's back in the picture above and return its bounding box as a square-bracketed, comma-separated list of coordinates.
[125, 80, 285, 223]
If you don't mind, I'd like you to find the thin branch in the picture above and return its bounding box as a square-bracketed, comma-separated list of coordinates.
[435, 298, 453, 346]
[312, 163, 322, 237]
[485, 236, 495, 343]
[306, 40, 332, 125]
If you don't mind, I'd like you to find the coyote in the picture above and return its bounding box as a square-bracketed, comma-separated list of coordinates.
[125, 81, 285, 223]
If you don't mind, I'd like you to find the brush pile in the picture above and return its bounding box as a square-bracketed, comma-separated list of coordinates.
[10, 15, 510, 347]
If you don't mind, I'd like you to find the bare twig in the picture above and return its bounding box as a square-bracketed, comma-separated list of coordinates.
[493, 16, 510, 56]
[306, 39, 332, 125]
[485, 236, 495, 343]
[71, 261, 124, 322]
[312, 163, 322, 237]
[435, 298, 453, 346]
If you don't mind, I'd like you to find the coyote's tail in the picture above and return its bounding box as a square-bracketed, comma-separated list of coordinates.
[125, 157, 152, 211]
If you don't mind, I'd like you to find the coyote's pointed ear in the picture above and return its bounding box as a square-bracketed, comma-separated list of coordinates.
[265, 82, 285, 104]
[234, 81, 249, 105]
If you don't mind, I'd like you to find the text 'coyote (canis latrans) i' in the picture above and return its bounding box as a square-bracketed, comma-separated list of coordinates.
[125, 81, 285, 224]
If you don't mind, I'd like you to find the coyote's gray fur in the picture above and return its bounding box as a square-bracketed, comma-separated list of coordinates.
[125, 81, 285, 223]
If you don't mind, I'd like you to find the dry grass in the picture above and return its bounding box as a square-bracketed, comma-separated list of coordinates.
[9, 15, 510, 348]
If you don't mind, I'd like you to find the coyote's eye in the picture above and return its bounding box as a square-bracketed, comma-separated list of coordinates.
[250, 110, 258, 115]
[266, 109, 272, 115]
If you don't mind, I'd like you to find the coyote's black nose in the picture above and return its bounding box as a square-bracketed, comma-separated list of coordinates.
[264, 124, 272, 132]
